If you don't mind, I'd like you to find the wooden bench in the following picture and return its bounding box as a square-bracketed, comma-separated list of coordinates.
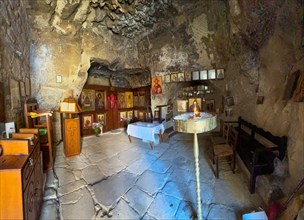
[236, 117, 287, 193]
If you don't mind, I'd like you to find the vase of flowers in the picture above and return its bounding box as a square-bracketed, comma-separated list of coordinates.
[93, 122, 103, 136]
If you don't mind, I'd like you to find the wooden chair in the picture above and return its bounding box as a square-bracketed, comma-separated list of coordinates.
[211, 121, 230, 145]
[24, 100, 54, 170]
[212, 126, 238, 178]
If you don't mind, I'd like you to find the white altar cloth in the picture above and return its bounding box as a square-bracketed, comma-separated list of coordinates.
[127, 122, 164, 143]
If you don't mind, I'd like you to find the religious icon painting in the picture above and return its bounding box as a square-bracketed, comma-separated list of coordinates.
[208, 69, 216, 79]
[188, 98, 202, 112]
[152, 76, 162, 95]
[97, 113, 105, 125]
[165, 74, 171, 83]
[133, 95, 139, 107]
[120, 111, 127, 121]
[81, 89, 95, 111]
[83, 114, 93, 129]
[146, 111, 152, 121]
[178, 73, 185, 82]
[184, 71, 192, 81]
[192, 71, 199, 80]
[138, 111, 145, 120]
[177, 100, 188, 112]
[200, 70, 208, 80]
[95, 91, 106, 110]
[118, 92, 126, 109]
[217, 69, 225, 79]
[171, 73, 178, 82]
[134, 110, 139, 118]
[127, 111, 133, 119]
[226, 96, 235, 106]
[139, 95, 145, 107]
[154, 110, 160, 120]
[125, 92, 133, 108]
[205, 99, 215, 112]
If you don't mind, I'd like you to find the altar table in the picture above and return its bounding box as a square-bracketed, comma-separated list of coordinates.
[127, 122, 164, 149]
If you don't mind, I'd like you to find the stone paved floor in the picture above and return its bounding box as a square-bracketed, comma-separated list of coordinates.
[40, 130, 264, 220]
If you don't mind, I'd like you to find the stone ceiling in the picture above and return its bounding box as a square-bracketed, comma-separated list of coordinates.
[28, 0, 176, 39]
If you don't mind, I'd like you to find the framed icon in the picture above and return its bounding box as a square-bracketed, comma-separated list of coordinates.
[192, 71, 199, 80]
[134, 110, 139, 118]
[188, 98, 202, 112]
[178, 73, 185, 82]
[184, 71, 192, 81]
[171, 73, 178, 82]
[139, 111, 145, 120]
[165, 75, 171, 83]
[95, 91, 106, 110]
[83, 114, 93, 129]
[96, 113, 106, 125]
[177, 100, 188, 112]
[205, 99, 215, 112]
[81, 89, 95, 111]
[154, 110, 160, 120]
[120, 111, 127, 121]
[208, 69, 216, 79]
[127, 111, 133, 119]
[217, 69, 225, 79]
[200, 70, 208, 80]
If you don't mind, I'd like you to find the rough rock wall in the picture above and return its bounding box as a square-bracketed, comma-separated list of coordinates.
[209, 0, 304, 200]
[0, 0, 31, 125]
[137, 0, 228, 111]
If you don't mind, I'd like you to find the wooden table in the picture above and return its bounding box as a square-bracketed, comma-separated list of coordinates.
[127, 122, 164, 149]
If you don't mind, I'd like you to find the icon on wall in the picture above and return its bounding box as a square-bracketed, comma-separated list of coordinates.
[152, 76, 162, 95]
[81, 89, 95, 111]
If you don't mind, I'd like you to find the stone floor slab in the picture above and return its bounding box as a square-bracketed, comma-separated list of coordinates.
[103, 198, 140, 219]
[183, 180, 214, 205]
[126, 154, 157, 176]
[55, 167, 76, 186]
[93, 171, 137, 206]
[60, 188, 95, 219]
[148, 159, 172, 174]
[58, 179, 87, 196]
[124, 186, 153, 217]
[162, 181, 188, 200]
[147, 193, 181, 219]
[82, 165, 106, 184]
[206, 204, 237, 220]
[136, 170, 168, 196]
[175, 200, 197, 220]
[97, 156, 126, 177]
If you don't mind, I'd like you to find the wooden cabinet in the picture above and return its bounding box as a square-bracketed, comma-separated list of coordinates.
[0, 135, 43, 220]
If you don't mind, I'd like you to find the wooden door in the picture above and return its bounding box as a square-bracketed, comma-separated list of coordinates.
[64, 118, 81, 156]
[106, 108, 119, 131]
[106, 92, 119, 131]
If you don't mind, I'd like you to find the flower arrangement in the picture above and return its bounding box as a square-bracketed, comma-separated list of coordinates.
[93, 122, 103, 136]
